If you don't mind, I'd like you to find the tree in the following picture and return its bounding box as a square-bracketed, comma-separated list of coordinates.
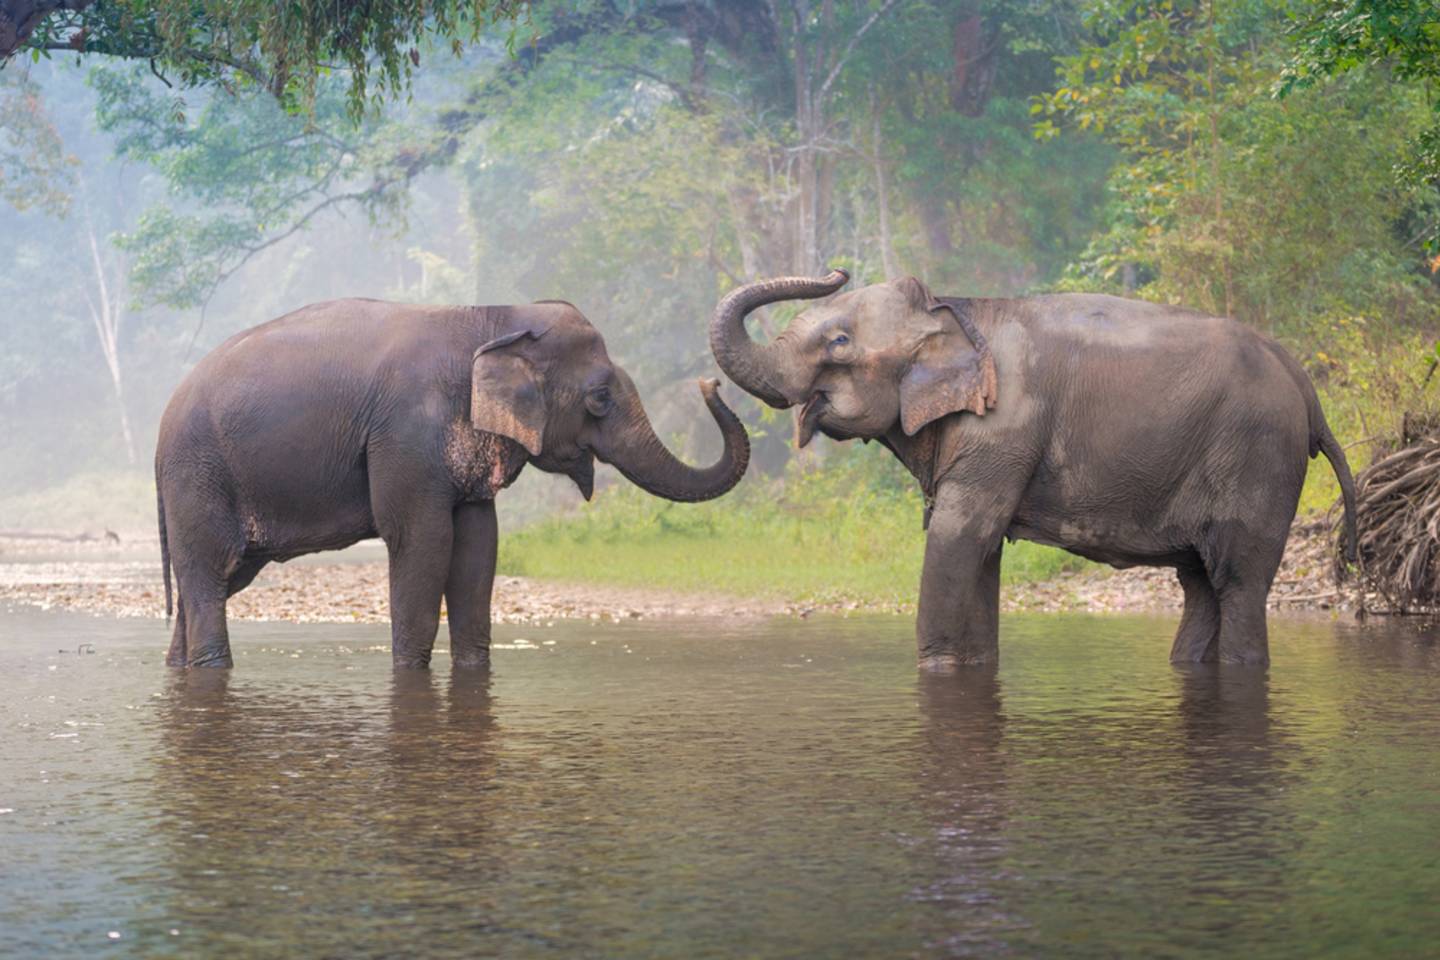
[1035, 0, 1440, 342]
[1281, 0, 1440, 222]
[2, 0, 527, 115]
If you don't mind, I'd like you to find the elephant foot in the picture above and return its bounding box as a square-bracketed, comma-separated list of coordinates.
[452, 653, 491, 671]
[392, 653, 433, 669]
[186, 653, 234, 669]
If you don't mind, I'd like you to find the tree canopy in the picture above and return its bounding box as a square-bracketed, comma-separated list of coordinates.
[3, 0, 1439, 501]
[1, 0, 526, 114]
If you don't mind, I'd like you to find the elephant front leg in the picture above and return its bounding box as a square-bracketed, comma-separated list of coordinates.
[446, 501, 498, 670]
[916, 480, 1012, 670]
[382, 502, 455, 669]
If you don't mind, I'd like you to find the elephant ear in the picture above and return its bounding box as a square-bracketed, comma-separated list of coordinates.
[471, 329, 546, 456]
[898, 288, 999, 436]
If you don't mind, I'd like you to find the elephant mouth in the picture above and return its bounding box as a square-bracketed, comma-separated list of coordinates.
[797, 392, 828, 448]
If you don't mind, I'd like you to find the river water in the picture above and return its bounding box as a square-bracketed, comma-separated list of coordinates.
[1, 609, 1437, 958]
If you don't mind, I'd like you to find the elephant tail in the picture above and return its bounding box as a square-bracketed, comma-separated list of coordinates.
[1265, 339, 1357, 567]
[1302, 379, 1357, 566]
[157, 482, 173, 621]
[1318, 422, 1358, 567]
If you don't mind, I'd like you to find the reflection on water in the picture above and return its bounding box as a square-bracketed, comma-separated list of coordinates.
[1, 610, 1438, 958]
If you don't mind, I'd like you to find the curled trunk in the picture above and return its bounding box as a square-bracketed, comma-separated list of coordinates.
[604, 378, 750, 503]
[708, 269, 850, 408]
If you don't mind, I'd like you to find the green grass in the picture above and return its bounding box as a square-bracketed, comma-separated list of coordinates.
[498, 448, 1091, 606]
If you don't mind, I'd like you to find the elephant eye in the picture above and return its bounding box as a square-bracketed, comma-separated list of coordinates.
[585, 387, 614, 417]
[831, 333, 850, 346]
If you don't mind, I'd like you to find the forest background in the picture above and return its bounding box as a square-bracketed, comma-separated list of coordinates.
[3, 0, 1438, 608]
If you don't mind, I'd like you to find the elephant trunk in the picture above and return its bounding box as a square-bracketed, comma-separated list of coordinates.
[707, 269, 851, 409]
[602, 377, 750, 503]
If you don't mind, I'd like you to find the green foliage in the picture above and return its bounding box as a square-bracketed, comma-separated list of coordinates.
[499, 444, 1091, 604]
[1039, 0, 1440, 344]
[1281, 0, 1440, 89]
[1281, 0, 1440, 242]
[89, 64, 420, 307]
[0, 67, 73, 214]
[16, 0, 529, 118]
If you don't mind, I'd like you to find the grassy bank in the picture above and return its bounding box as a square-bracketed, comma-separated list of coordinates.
[497, 446, 1092, 606]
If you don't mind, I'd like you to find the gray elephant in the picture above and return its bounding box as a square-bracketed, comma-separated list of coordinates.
[156, 298, 748, 669]
[708, 270, 1356, 668]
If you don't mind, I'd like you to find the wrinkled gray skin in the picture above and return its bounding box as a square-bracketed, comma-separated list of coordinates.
[157, 298, 749, 670]
[711, 271, 1357, 668]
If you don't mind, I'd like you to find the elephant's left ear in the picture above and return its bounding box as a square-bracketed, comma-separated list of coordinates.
[898, 299, 998, 436]
[471, 330, 546, 456]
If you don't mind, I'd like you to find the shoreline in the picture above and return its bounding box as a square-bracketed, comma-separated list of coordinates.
[0, 520, 1363, 624]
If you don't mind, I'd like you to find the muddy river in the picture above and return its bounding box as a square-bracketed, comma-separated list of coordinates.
[2, 609, 1436, 957]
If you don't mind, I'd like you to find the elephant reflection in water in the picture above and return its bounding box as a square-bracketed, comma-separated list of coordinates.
[150, 666, 529, 953]
[910, 668, 1020, 953]
[1170, 666, 1298, 921]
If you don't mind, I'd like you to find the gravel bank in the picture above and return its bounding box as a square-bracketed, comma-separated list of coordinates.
[0, 520, 1357, 624]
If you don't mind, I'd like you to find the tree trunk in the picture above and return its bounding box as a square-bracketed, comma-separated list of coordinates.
[81, 197, 135, 466]
[870, 91, 900, 279]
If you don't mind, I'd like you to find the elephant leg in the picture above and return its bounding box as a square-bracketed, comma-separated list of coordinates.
[446, 501, 498, 670]
[177, 579, 234, 668]
[166, 519, 242, 669]
[1215, 586, 1271, 665]
[916, 479, 1017, 670]
[1206, 529, 1285, 666]
[380, 501, 455, 669]
[166, 598, 188, 668]
[1170, 563, 1221, 663]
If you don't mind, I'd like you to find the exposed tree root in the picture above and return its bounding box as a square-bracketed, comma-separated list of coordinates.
[1338, 434, 1440, 614]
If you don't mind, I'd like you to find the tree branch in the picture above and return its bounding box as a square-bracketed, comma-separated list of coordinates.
[817, 0, 899, 102]
[0, 0, 94, 58]
[552, 54, 698, 111]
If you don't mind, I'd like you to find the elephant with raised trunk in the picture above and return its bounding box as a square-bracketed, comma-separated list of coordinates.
[157, 298, 749, 669]
[710, 270, 1356, 668]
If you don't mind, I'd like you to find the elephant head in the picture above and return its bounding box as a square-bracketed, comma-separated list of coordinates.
[709, 271, 997, 446]
[471, 302, 749, 502]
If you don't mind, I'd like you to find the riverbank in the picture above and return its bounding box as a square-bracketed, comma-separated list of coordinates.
[0, 518, 1357, 623]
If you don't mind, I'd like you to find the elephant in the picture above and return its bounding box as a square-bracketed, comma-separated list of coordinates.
[156, 297, 749, 669]
[708, 269, 1357, 668]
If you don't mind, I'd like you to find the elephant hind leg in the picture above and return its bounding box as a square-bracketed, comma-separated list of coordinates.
[176, 580, 234, 668]
[167, 532, 244, 669]
[166, 599, 188, 667]
[164, 556, 269, 667]
[1204, 527, 1286, 666]
[1170, 562, 1221, 663]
